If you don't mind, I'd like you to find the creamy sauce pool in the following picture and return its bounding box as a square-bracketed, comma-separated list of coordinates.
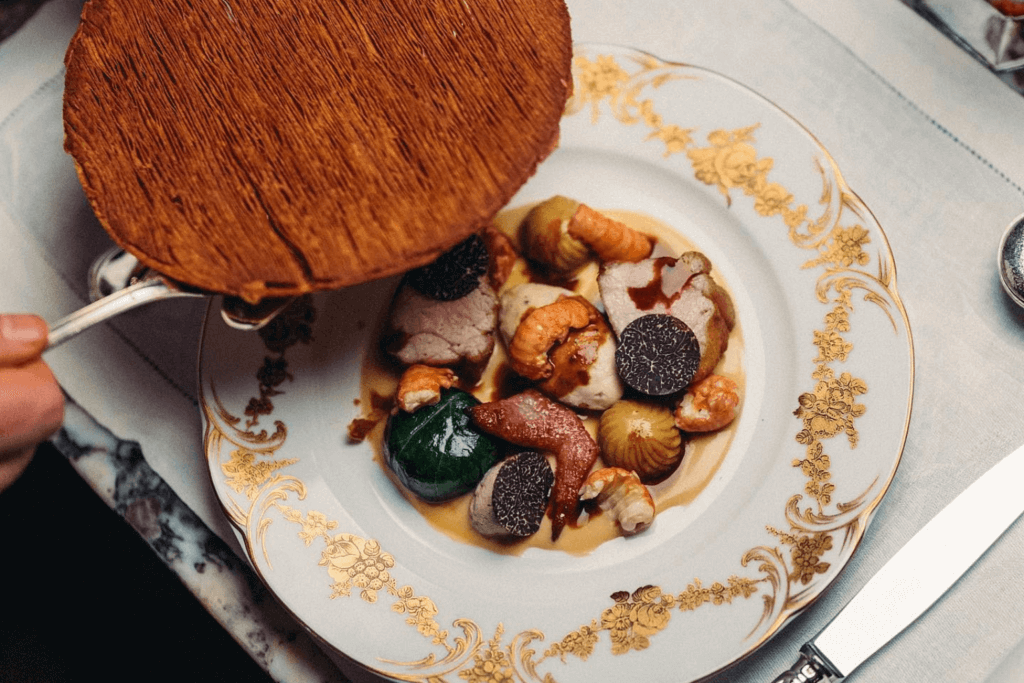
[357, 205, 744, 556]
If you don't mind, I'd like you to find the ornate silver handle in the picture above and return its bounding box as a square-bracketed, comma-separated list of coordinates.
[771, 645, 842, 683]
[45, 277, 204, 350]
[43, 246, 297, 351]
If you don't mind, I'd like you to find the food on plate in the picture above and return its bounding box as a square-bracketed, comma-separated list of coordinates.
[520, 196, 592, 273]
[674, 374, 741, 433]
[395, 365, 458, 414]
[597, 399, 683, 482]
[599, 252, 735, 383]
[578, 467, 656, 536]
[469, 451, 555, 539]
[63, 0, 573, 302]
[469, 389, 601, 541]
[507, 297, 594, 380]
[384, 275, 499, 373]
[567, 203, 656, 264]
[499, 283, 623, 411]
[405, 234, 490, 302]
[361, 195, 744, 551]
[615, 314, 701, 396]
[538, 307, 623, 412]
[383, 388, 501, 503]
[385, 234, 507, 377]
[497, 283, 575, 343]
[520, 195, 654, 272]
[481, 225, 518, 290]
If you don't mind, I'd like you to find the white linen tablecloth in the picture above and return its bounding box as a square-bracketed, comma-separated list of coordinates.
[3, 0, 1024, 680]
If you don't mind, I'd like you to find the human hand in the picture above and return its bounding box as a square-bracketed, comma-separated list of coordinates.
[0, 315, 64, 493]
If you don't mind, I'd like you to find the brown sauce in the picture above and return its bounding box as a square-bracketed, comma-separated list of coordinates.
[356, 204, 744, 556]
[627, 257, 685, 310]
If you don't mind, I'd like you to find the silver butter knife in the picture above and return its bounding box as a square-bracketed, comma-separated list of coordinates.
[772, 440, 1024, 682]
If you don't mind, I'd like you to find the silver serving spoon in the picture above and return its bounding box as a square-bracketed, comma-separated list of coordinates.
[999, 211, 1024, 309]
[45, 247, 293, 350]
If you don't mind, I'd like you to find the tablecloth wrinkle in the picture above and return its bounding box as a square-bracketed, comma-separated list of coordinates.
[4, 0, 1024, 681]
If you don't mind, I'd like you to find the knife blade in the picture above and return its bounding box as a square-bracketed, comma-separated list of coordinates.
[771, 440, 1024, 682]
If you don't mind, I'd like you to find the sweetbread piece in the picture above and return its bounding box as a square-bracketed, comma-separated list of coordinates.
[386, 278, 499, 370]
[598, 252, 734, 383]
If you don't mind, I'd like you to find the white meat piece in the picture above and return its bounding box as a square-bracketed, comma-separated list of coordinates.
[598, 252, 734, 383]
[499, 283, 623, 411]
[498, 283, 573, 346]
[387, 279, 498, 367]
[468, 462, 507, 538]
[469, 451, 553, 539]
[545, 323, 623, 411]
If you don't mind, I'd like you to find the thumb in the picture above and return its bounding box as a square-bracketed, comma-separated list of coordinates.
[0, 314, 49, 365]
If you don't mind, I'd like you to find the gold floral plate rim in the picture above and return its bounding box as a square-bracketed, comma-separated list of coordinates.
[198, 44, 914, 683]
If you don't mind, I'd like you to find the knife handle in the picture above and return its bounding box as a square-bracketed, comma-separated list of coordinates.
[771, 645, 842, 683]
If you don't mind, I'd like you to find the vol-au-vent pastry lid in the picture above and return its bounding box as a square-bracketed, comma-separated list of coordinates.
[62, 0, 573, 302]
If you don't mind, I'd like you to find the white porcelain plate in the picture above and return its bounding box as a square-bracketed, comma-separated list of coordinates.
[200, 45, 913, 682]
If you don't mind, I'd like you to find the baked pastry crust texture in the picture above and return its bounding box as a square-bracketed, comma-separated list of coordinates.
[63, 0, 572, 302]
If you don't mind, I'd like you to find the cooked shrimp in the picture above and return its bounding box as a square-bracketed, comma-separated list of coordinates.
[567, 203, 654, 263]
[674, 374, 740, 432]
[508, 298, 595, 380]
[395, 365, 458, 413]
[579, 467, 656, 535]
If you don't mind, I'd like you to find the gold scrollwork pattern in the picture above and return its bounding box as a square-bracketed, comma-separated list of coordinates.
[203, 50, 907, 683]
[543, 50, 893, 662]
[542, 578, 761, 665]
[459, 625, 517, 683]
[277, 510, 452, 648]
[204, 299, 458, 655]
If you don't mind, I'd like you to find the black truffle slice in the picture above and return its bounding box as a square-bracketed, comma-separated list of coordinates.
[615, 313, 700, 396]
[406, 233, 489, 301]
[469, 451, 554, 538]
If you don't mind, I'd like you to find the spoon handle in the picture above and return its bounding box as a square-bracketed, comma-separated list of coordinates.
[45, 277, 204, 350]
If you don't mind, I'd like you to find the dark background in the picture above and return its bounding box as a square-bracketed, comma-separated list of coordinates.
[0, 443, 275, 683]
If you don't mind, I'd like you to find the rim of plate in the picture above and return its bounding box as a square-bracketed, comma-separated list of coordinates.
[197, 43, 915, 682]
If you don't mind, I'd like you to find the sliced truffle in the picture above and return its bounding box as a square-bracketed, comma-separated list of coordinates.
[469, 451, 554, 538]
[615, 314, 700, 396]
[598, 252, 734, 382]
[406, 233, 490, 301]
[468, 389, 600, 540]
